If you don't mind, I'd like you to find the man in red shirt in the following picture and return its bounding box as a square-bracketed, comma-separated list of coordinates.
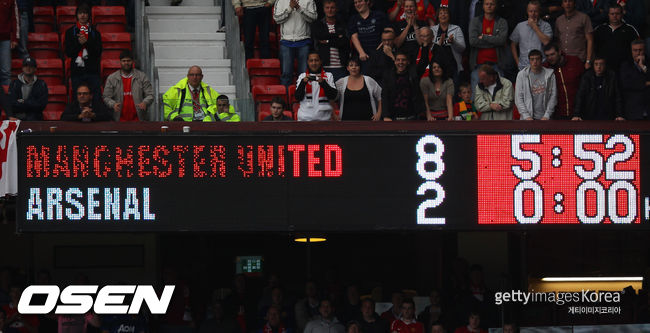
[103, 50, 154, 121]
[468, 0, 508, 95]
[389, 299, 423, 333]
[453, 311, 486, 333]
[542, 42, 584, 119]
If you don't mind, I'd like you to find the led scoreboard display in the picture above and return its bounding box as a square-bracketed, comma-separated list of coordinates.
[16, 132, 650, 232]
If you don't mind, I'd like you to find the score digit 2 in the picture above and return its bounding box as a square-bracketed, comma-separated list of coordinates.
[477, 134, 641, 225]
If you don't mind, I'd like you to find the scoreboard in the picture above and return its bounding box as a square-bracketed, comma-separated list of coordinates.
[16, 129, 650, 232]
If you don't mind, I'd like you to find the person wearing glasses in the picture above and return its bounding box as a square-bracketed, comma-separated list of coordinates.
[61, 83, 111, 121]
[163, 66, 222, 122]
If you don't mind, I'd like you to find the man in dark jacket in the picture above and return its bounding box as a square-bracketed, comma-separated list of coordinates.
[61, 83, 111, 121]
[312, 0, 350, 81]
[366, 29, 397, 85]
[618, 40, 649, 120]
[592, 4, 639, 72]
[382, 52, 424, 120]
[64, 3, 102, 101]
[572, 57, 623, 120]
[8, 57, 48, 121]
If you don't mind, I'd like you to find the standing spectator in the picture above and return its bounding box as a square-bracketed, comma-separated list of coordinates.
[514, 49, 556, 120]
[61, 83, 112, 121]
[295, 282, 320, 333]
[554, 0, 593, 68]
[103, 50, 154, 122]
[420, 59, 454, 120]
[453, 312, 486, 333]
[474, 64, 513, 119]
[15, 0, 30, 59]
[452, 82, 478, 120]
[274, 0, 317, 86]
[257, 305, 291, 333]
[576, 0, 610, 27]
[64, 3, 102, 101]
[432, 6, 466, 80]
[200, 300, 239, 333]
[510, 0, 552, 70]
[430, 0, 471, 43]
[468, 0, 509, 95]
[618, 39, 650, 120]
[573, 56, 624, 120]
[380, 292, 404, 323]
[357, 299, 388, 333]
[0, 0, 18, 86]
[593, 4, 639, 71]
[295, 51, 338, 121]
[388, 0, 435, 26]
[416, 27, 456, 80]
[390, 299, 424, 333]
[348, 0, 388, 71]
[312, 0, 350, 81]
[235, 0, 274, 59]
[7, 57, 47, 121]
[619, 0, 646, 33]
[366, 29, 397, 84]
[335, 57, 382, 120]
[393, 0, 427, 62]
[382, 52, 423, 120]
[304, 300, 345, 333]
[542, 42, 583, 119]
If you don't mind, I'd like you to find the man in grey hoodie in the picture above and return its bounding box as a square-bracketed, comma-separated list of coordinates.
[515, 49, 556, 120]
[304, 299, 345, 333]
[8, 57, 48, 121]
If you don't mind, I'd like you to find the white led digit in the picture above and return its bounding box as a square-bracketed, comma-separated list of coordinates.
[416, 135, 445, 180]
[65, 188, 85, 220]
[576, 180, 606, 224]
[607, 181, 637, 224]
[513, 180, 543, 224]
[46, 188, 63, 220]
[574, 135, 604, 180]
[604, 135, 635, 180]
[416, 182, 446, 225]
[416, 135, 445, 225]
[511, 135, 541, 180]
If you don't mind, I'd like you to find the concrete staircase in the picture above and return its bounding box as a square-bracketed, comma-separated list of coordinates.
[145, 1, 238, 102]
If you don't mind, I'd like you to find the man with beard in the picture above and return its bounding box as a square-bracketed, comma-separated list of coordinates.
[103, 50, 154, 121]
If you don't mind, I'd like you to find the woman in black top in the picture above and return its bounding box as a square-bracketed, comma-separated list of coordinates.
[335, 57, 383, 120]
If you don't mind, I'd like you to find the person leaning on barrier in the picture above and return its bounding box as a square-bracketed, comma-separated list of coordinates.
[216, 95, 241, 122]
[103, 50, 154, 122]
[163, 66, 221, 122]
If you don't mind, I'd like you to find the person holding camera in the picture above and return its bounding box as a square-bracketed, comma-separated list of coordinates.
[295, 51, 338, 121]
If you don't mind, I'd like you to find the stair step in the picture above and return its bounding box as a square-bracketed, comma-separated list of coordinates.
[148, 18, 220, 33]
[154, 44, 226, 59]
[150, 32, 226, 42]
[155, 59, 231, 67]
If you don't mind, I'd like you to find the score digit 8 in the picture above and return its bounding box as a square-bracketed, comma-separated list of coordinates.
[416, 135, 446, 225]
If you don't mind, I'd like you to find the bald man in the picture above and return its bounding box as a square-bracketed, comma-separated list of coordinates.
[163, 66, 223, 121]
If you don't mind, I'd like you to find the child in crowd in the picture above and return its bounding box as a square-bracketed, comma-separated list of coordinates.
[453, 83, 478, 120]
[263, 97, 293, 121]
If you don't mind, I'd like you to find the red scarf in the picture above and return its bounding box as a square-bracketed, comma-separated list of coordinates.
[305, 69, 327, 98]
[77, 22, 89, 58]
[262, 323, 286, 333]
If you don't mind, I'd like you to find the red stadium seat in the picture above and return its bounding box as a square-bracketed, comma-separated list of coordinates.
[246, 59, 281, 76]
[59, 23, 74, 34]
[250, 76, 280, 87]
[56, 6, 77, 29]
[288, 84, 296, 103]
[100, 59, 121, 82]
[101, 32, 131, 59]
[28, 32, 60, 59]
[11, 59, 22, 77]
[251, 85, 286, 103]
[292, 103, 299, 119]
[256, 103, 293, 121]
[92, 6, 127, 32]
[48, 85, 68, 104]
[41, 77, 63, 86]
[43, 103, 66, 120]
[34, 6, 56, 33]
[36, 58, 64, 84]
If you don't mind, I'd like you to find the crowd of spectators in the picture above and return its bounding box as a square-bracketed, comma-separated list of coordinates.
[2, 263, 650, 333]
[1, 0, 649, 122]
[250, 0, 649, 121]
